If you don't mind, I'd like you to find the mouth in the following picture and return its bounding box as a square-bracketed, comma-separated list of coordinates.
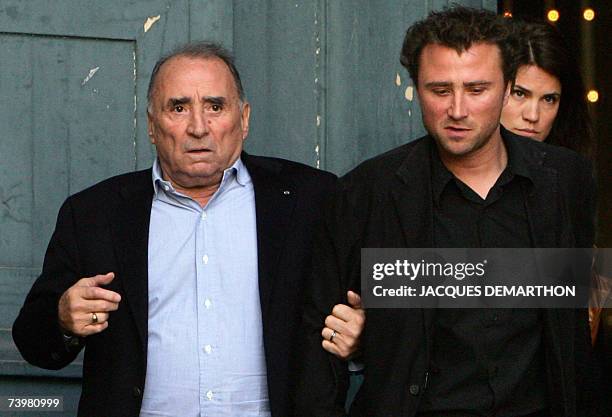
[516, 128, 539, 135]
[186, 148, 212, 154]
[444, 126, 472, 136]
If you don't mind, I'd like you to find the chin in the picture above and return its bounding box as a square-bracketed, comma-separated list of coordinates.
[511, 129, 545, 142]
[437, 140, 478, 158]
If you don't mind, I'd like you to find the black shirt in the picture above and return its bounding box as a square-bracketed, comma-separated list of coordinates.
[417, 138, 548, 417]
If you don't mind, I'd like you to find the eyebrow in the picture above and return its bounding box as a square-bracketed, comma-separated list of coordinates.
[203, 96, 227, 106]
[513, 84, 561, 96]
[424, 80, 492, 88]
[168, 97, 191, 107]
[166, 96, 227, 107]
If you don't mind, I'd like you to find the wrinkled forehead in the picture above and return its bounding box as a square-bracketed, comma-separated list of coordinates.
[418, 42, 504, 84]
[152, 55, 239, 102]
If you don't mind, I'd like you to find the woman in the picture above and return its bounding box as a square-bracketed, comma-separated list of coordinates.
[500, 20, 593, 155]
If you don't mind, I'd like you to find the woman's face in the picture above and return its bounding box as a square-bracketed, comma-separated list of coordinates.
[501, 65, 562, 141]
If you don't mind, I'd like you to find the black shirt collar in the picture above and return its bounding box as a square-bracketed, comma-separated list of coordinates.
[430, 127, 535, 207]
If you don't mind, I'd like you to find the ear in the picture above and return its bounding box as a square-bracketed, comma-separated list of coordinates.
[240, 101, 251, 141]
[147, 110, 156, 144]
[503, 81, 511, 106]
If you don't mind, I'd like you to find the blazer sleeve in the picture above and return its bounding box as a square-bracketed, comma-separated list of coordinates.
[295, 179, 364, 417]
[568, 157, 598, 416]
[12, 197, 85, 370]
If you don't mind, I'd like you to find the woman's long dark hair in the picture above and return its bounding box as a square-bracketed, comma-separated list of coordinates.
[513, 20, 593, 156]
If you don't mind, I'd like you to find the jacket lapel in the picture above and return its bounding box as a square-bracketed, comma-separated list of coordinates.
[389, 137, 437, 345]
[390, 136, 435, 249]
[523, 162, 562, 248]
[506, 132, 563, 248]
[242, 153, 297, 319]
[110, 169, 153, 354]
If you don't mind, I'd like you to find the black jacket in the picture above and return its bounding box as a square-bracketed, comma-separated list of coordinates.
[13, 153, 337, 417]
[296, 132, 596, 417]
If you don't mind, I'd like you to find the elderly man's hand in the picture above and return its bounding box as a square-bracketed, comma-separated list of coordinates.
[58, 273, 121, 337]
[321, 291, 365, 360]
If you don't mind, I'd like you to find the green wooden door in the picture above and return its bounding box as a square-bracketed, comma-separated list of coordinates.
[0, 0, 494, 415]
[0, 1, 232, 414]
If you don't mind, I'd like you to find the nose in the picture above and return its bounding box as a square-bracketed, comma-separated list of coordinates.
[447, 92, 468, 120]
[522, 100, 540, 123]
[186, 109, 209, 138]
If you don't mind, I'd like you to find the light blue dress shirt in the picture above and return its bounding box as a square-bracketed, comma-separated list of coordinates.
[140, 158, 270, 417]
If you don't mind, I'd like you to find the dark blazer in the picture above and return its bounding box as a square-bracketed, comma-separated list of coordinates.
[12, 153, 336, 417]
[296, 132, 597, 417]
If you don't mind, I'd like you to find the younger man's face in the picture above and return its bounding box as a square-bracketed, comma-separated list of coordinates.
[416, 42, 510, 159]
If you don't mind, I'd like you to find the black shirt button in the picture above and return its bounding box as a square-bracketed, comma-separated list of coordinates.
[409, 384, 420, 395]
[132, 386, 142, 397]
[50, 352, 61, 361]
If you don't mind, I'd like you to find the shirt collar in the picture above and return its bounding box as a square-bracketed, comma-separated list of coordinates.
[152, 157, 250, 199]
[500, 126, 534, 182]
[429, 127, 535, 206]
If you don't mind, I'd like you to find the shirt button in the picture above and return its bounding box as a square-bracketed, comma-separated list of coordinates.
[201, 211, 207, 220]
[203, 254, 209, 264]
[204, 344, 212, 354]
[206, 390, 213, 400]
[408, 384, 420, 395]
[204, 299, 212, 309]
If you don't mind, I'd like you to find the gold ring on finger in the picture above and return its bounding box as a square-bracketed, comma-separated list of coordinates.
[329, 330, 337, 342]
[91, 312, 99, 324]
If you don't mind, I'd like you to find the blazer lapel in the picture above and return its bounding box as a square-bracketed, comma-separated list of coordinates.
[110, 170, 153, 354]
[524, 164, 561, 248]
[505, 132, 563, 248]
[390, 136, 435, 249]
[389, 137, 437, 346]
[243, 153, 297, 319]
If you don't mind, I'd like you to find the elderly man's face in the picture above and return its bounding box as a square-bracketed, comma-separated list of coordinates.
[148, 56, 250, 190]
[416, 43, 509, 159]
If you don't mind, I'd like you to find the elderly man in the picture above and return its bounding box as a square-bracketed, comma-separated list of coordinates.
[296, 7, 596, 417]
[13, 42, 336, 417]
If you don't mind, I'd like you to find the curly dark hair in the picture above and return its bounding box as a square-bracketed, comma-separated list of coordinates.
[400, 6, 518, 86]
[512, 20, 592, 156]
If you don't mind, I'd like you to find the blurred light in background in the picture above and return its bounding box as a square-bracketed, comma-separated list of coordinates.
[547, 9, 560, 22]
[583, 8, 596, 21]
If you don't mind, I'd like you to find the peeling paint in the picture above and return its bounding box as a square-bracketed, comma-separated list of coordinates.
[405, 86, 414, 101]
[81, 67, 100, 86]
[316, 115, 321, 127]
[144, 15, 161, 33]
[395, 73, 401, 86]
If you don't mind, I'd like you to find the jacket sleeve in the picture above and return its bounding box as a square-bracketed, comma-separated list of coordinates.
[12, 197, 85, 370]
[295, 179, 364, 417]
[569, 157, 598, 416]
